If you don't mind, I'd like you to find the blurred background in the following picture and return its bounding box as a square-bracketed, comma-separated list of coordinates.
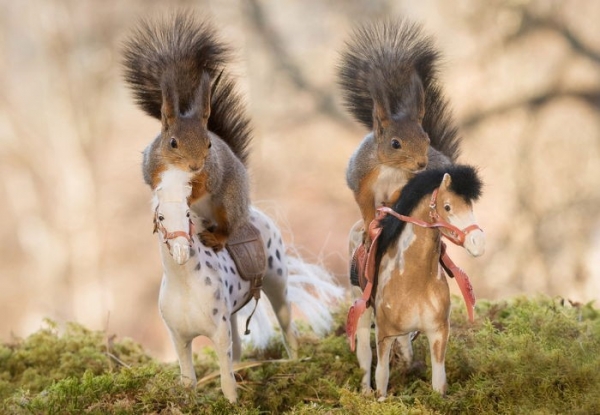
[0, 0, 599, 359]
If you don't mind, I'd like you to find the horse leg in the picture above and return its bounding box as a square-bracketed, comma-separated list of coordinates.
[230, 316, 242, 362]
[168, 330, 197, 387]
[211, 316, 237, 403]
[374, 333, 395, 400]
[395, 334, 414, 368]
[354, 290, 373, 393]
[426, 323, 449, 395]
[261, 278, 298, 359]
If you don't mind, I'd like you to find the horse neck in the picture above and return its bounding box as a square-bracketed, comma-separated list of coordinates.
[385, 195, 442, 281]
[406, 195, 442, 254]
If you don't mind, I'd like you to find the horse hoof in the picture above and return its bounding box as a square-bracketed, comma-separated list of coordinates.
[224, 391, 237, 403]
[360, 386, 373, 396]
[180, 376, 196, 388]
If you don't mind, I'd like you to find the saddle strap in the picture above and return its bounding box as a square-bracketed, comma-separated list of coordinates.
[346, 211, 385, 351]
[440, 241, 476, 322]
[240, 261, 265, 336]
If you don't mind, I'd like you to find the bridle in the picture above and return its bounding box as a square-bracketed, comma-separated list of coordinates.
[377, 188, 482, 247]
[153, 204, 193, 250]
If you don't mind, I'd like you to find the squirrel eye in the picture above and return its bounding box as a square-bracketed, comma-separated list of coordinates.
[158, 214, 165, 221]
[170, 138, 178, 149]
[208, 139, 212, 149]
[391, 138, 401, 149]
[186, 211, 190, 218]
[444, 204, 451, 212]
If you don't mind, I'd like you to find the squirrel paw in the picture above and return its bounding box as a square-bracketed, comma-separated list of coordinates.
[199, 230, 226, 252]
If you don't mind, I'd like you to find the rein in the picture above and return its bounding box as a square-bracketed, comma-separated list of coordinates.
[153, 205, 193, 249]
[377, 188, 481, 247]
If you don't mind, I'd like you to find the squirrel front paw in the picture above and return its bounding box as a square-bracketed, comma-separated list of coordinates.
[199, 230, 226, 252]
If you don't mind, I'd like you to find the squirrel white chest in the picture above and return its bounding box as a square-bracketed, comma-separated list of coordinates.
[372, 165, 410, 207]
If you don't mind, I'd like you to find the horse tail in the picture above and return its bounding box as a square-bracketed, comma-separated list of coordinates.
[236, 249, 343, 350]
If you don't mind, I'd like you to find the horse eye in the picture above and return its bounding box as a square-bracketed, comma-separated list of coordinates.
[170, 138, 178, 149]
[444, 204, 451, 212]
[158, 214, 165, 221]
[391, 138, 401, 149]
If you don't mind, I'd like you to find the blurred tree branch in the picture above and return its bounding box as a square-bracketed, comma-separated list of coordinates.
[244, 0, 348, 125]
[511, 8, 600, 64]
[458, 1, 600, 297]
[462, 88, 600, 130]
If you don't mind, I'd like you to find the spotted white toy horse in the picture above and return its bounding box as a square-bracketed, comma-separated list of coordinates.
[348, 165, 484, 398]
[153, 168, 298, 403]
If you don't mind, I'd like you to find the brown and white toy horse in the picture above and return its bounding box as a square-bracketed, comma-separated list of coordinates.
[349, 165, 484, 399]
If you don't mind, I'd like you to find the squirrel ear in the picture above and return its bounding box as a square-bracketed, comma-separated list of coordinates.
[395, 72, 425, 123]
[193, 71, 212, 128]
[160, 73, 179, 129]
[372, 92, 391, 136]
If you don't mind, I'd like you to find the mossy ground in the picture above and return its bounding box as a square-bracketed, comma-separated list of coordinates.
[1, 296, 599, 414]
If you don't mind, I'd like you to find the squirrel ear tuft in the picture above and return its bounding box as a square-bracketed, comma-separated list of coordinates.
[371, 84, 391, 135]
[191, 71, 212, 128]
[398, 71, 425, 123]
[160, 72, 179, 129]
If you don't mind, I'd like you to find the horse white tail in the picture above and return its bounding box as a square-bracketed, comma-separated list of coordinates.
[235, 249, 344, 350]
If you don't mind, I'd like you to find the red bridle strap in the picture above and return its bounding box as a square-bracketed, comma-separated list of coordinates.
[377, 188, 482, 247]
[153, 206, 193, 248]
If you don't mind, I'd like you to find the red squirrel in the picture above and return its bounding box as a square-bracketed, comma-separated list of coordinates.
[338, 20, 461, 243]
[122, 13, 252, 251]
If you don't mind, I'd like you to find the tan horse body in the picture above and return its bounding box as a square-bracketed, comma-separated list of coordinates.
[349, 168, 484, 399]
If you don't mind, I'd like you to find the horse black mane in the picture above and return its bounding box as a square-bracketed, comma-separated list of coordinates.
[373, 164, 483, 273]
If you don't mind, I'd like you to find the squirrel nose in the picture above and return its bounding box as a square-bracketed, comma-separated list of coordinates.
[189, 163, 201, 172]
[417, 160, 427, 170]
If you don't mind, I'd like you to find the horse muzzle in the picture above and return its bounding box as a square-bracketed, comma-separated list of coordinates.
[464, 228, 485, 257]
[169, 237, 192, 265]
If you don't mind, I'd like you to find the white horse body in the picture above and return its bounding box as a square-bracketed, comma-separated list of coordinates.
[153, 167, 298, 402]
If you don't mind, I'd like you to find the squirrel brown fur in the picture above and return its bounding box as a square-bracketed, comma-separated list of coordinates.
[338, 20, 461, 237]
[122, 13, 252, 251]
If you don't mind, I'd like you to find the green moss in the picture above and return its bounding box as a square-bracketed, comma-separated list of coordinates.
[0, 297, 599, 414]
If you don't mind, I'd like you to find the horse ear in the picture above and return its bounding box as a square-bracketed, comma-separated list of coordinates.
[160, 72, 179, 129]
[441, 173, 452, 190]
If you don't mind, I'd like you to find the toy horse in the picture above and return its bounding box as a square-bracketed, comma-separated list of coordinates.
[153, 167, 298, 402]
[348, 165, 484, 398]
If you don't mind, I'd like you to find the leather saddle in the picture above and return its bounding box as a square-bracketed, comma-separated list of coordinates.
[226, 221, 267, 284]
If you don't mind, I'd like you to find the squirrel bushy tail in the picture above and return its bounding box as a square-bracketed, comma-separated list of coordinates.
[122, 12, 251, 165]
[338, 19, 460, 162]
